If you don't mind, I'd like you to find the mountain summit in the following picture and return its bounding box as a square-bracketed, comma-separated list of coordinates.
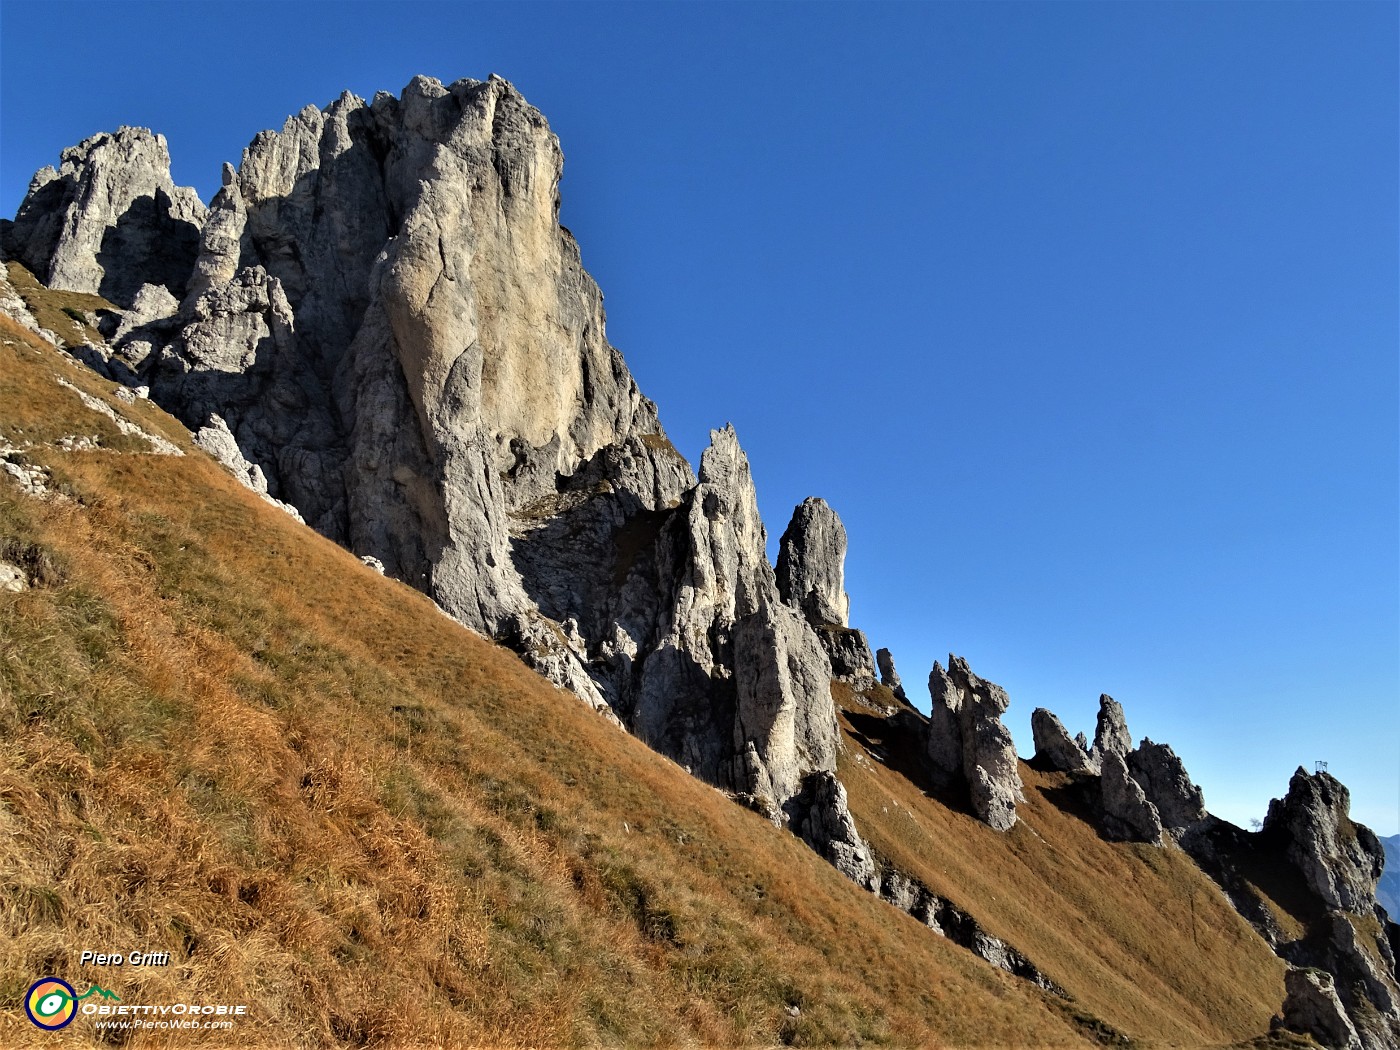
[3, 74, 1397, 1048]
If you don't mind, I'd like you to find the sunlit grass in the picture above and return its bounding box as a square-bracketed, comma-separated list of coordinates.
[0, 334, 1101, 1047]
[0, 323, 1309, 1048]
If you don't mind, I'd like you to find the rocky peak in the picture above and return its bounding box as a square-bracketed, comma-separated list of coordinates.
[776, 496, 851, 628]
[1126, 738, 1206, 831]
[689, 425, 775, 622]
[182, 162, 246, 307]
[1264, 768, 1386, 914]
[926, 656, 1023, 831]
[876, 647, 908, 703]
[1093, 694, 1132, 760]
[775, 496, 874, 684]
[6, 126, 206, 308]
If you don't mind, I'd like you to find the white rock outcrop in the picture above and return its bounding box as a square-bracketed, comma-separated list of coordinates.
[926, 656, 1024, 831]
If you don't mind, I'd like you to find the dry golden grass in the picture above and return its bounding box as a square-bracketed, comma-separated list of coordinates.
[0, 330, 1105, 1047]
[4, 262, 116, 349]
[0, 323, 1310, 1048]
[835, 691, 1290, 1047]
[0, 314, 188, 455]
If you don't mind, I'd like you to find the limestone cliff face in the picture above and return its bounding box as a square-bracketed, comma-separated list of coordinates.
[15, 75, 1396, 1027]
[180, 76, 687, 643]
[5, 74, 865, 865]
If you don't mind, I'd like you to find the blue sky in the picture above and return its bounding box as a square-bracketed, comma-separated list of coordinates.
[3, 1, 1396, 834]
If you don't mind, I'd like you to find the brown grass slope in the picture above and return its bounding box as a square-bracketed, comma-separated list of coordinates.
[836, 692, 1290, 1047]
[5, 262, 116, 348]
[0, 316, 1109, 1047]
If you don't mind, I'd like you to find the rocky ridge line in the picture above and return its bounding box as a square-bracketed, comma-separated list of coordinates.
[6, 76, 1398, 1038]
[1030, 692, 1400, 1049]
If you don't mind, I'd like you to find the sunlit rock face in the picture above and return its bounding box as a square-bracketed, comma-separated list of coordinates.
[777, 497, 875, 685]
[6, 126, 206, 308]
[925, 655, 1023, 831]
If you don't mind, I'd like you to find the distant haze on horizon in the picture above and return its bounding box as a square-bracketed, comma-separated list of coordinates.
[2, 1, 1395, 834]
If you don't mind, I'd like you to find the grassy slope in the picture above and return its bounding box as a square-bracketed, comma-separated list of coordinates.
[0, 314, 1101, 1048]
[836, 692, 1290, 1047]
[5, 262, 115, 348]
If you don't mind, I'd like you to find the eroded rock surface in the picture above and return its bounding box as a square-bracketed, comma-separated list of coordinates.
[1280, 967, 1362, 1050]
[1031, 707, 1096, 775]
[777, 497, 851, 628]
[6, 127, 205, 307]
[925, 656, 1023, 831]
[776, 497, 874, 683]
[1092, 693, 1131, 760]
[1099, 750, 1163, 844]
[876, 647, 908, 703]
[1126, 738, 1206, 831]
[1266, 768, 1387, 914]
[795, 771, 878, 890]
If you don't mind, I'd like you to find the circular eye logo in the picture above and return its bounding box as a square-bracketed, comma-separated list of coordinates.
[25, 977, 77, 1030]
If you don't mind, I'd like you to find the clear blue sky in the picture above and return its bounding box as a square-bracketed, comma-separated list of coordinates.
[3, 1, 1396, 834]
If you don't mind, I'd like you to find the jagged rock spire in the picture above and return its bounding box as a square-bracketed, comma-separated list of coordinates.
[776, 497, 875, 683]
[926, 656, 1023, 831]
[1093, 694, 1131, 759]
[876, 647, 908, 702]
[777, 497, 850, 627]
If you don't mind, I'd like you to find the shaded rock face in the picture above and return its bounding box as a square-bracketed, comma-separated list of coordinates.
[925, 656, 1023, 831]
[1030, 708, 1096, 775]
[777, 497, 850, 628]
[6, 127, 205, 307]
[1092, 694, 1131, 760]
[1099, 750, 1163, 844]
[1126, 738, 1206, 831]
[815, 626, 876, 683]
[1281, 967, 1362, 1050]
[875, 647, 908, 703]
[776, 498, 874, 683]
